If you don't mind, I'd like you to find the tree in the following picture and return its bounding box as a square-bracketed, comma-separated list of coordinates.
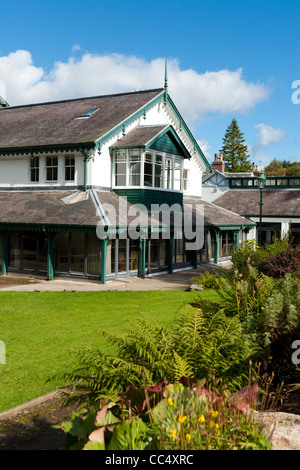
[264, 159, 286, 176]
[219, 118, 252, 172]
[286, 162, 300, 176]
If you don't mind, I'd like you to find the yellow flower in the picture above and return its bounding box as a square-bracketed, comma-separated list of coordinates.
[198, 414, 205, 423]
[177, 415, 187, 424]
[186, 433, 192, 442]
[209, 410, 219, 419]
[215, 424, 219, 431]
[170, 428, 177, 440]
[168, 397, 175, 406]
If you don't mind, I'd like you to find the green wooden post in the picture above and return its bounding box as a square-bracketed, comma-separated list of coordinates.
[101, 238, 108, 284]
[1, 232, 8, 276]
[168, 233, 174, 274]
[47, 232, 56, 280]
[214, 230, 219, 264]
[138, 237, 146, 278]
[233, 231, 239, 252]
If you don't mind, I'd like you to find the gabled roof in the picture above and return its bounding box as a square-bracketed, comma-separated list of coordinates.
[183, 199, 254, 228]
[110, 124, 191, 159]
[0, 89, 164, 154]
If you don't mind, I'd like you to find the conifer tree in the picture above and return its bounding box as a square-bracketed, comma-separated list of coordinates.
[220, 118, 252, 172]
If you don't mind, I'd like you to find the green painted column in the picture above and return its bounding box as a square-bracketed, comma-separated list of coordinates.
[1, 232, 8, 276]
[233, 231, 239, 252]
[47, 232, 56, 280]
[214, 230, 219, 264]
[168, 234, 174, 274]
[138, 237, 146, 278]
[101, 238, 108, 284]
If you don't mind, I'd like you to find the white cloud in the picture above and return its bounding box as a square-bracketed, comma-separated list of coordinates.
[197, 139, 214, 162]
[253, 123, 287, 152]
[0, 50, 270, 123]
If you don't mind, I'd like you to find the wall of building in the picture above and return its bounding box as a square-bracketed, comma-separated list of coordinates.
[0, 153, 84, 188]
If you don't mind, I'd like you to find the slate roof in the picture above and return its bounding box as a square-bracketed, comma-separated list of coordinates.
[110, 125, 167, 148]
[0, 190, 139, 227]
[0, 89, 164, 152]
[183, 199, 254, 228]
[214, 189, 300, 217]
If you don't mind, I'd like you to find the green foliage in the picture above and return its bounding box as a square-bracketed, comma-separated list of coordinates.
[264, 159, 286, 176]
[231, 239, 265, 278]
[219, 118, 252, 172]
[56, 306, 257, 407]
[191, 270, 224, 290]
[58, 381, 271, 451]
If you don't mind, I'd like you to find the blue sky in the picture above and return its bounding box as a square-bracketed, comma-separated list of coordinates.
[0, 0, 299, 167]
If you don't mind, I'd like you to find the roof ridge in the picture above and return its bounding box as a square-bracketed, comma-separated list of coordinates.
[0, 88, 164, 111]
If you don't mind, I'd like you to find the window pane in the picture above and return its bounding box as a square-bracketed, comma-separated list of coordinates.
[87, 233, 101, 275]
[46, 156, 58, 181]
[30, 157, 39, 182]
[65, 156, 75, 182]
[38, 232, 48, 271]
[129, 240, 138, 271]
[118, 239, 127, 272]
[22, 232, 37, 270]
[70, 233, 85, 273]
[106, 240, 115, 275]
[55, 232, 69, 273]
[129, 158, 140, 186]
[144, 153, 153, 187]
[174, 159, 182, 191]
[164, 158, 172, 189]
[115, 152, 127, 186]
[8, 232, 21, 268]
[155, 155, 163, 188]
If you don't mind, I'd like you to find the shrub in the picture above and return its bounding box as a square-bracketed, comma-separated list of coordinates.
[57, 379, 271, 450]
[231, 240, 266, 279]
[55, 306, 257, 407]
[261, 243, 300, 280]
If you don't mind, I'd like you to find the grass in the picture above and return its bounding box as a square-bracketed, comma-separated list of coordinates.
[0, 289, 219, 412]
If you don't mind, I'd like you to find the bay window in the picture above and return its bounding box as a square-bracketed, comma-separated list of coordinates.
[114, 149, 183, 190]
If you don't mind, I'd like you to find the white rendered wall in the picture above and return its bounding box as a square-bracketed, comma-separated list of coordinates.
[0, 153, 84, 188]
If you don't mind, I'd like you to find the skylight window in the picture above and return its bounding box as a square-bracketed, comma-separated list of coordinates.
[77, 107, 99, 119]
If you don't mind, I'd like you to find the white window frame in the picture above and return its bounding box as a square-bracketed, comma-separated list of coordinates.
[30, 156, 40, 183]
[113, 149, 183, 191]
[45, 156, 58, 182]
[64, 155, 75, 182]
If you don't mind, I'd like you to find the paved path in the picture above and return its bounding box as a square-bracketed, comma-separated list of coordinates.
[0, 262, 231, 292]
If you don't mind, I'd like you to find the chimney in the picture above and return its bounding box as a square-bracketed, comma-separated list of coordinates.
[211, 153, 225, 174]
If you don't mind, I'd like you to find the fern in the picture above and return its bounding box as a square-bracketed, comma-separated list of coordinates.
[53, 306, 257, 407]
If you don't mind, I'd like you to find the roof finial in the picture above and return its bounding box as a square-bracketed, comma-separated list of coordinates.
[164, 57, 168, 91]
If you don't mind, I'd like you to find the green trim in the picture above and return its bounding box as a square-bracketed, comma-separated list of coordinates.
[0, 144, 94, 158]
[0, 223, 97, 233]
[94, 92, 165, 153]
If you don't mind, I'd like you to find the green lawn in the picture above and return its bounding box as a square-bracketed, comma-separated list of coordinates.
[0, 289, 217, 412]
